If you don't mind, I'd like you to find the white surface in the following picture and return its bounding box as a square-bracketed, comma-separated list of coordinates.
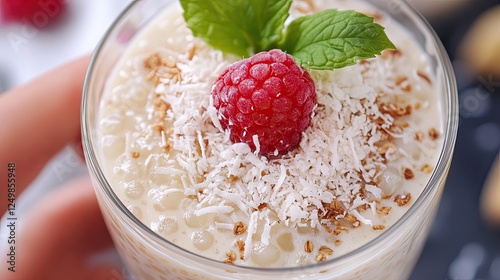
[0, 0, 132, 269]
[0, 0, 132, 86]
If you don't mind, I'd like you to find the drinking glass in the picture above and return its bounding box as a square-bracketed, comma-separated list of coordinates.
[82, 0, 458, 279]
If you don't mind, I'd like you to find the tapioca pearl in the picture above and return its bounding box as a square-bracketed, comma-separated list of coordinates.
[412, 151, 421, 161]
[214, 214, 232, 224]
[297, 224, 318, 235]
[113, 154, 141, 181]
[158, 217, 179, 236]
[296, 253, 313, 266]
[99, 115, 125, 135]
[123, 181, 145, 199]
[145, 154, 183, 186]
[251, 242, 280, 266]
[179, 197, 196, 211]
[107, 86, 123, 106]
[277, 232, 294, 252]
[127, 205, 143, 220]
[191, 230, 214, 251]
[101, 135, 125, 158]
[184, 209, 212, 228]
[324, 233, 338, 244]
[213, 214, 234, 231]
[125, 82, 150, 109]
[160, 191, 185, 210]
[153, 202, 166, 212]
[379, 167, 402, 196]
[252, 219, 281, 241]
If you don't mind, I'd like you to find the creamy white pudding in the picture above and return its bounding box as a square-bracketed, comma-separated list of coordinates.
[91, 0, 451, 279]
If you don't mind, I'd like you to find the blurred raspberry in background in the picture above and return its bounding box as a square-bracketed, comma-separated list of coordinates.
[0, 0, 66, 27]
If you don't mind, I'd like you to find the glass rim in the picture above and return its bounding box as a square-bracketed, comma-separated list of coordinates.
[81, 0, 459, 274]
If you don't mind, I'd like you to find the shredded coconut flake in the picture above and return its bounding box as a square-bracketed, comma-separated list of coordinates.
[351, 209, 373, 226]
[215, 222, 234, 231]
[194, 205, 233, 216]
[128, 11, 440, 236]
[244, 211, 259, 260]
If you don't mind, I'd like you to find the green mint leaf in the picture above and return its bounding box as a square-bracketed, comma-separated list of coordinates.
[280, 9, 396, 70]
[180, 0, 292, 57]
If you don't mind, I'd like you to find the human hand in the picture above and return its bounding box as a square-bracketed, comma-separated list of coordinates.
[0, 57, 123, 280]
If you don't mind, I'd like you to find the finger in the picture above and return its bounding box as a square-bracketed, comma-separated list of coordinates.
[0, 177, 119, 280]
[0, 55, 90, 211]
[85, 264, 124, 280]
[52, 263, 124, 280]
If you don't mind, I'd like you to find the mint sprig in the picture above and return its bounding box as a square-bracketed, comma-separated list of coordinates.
[180, 0, 292, 57]
[180, 0, 396, 70]
[281, 9, 396, 70]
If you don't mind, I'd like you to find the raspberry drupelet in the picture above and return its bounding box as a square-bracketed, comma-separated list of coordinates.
[212, 49, 316, 156]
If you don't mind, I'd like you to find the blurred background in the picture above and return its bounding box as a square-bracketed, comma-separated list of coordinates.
[0, 0, 499, 279]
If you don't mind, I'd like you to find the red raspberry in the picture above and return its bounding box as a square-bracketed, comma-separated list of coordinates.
[212, 49, 316, 156]
[1, 0, 66, 25]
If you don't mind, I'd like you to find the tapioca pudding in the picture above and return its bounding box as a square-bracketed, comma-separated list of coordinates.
[88, 0, 456, 279]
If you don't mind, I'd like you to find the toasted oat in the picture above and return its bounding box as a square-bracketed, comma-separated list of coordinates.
[415, 131, 424, 142]
[381, 49, 402, 59]
[143, 52, 163, 70]
[155, 98, 171, 119]
[394, 193, 412, 206]
[396, 121, 410, 129]
[379, 131, 390, 142]
[233, 222, 247, 235]
[228, 175, 239, 183]
[382, 194, 393, 200]
[334, 240, 342, 247]
[417, 71, 432, 84]
[131, 151, 140, 158]
[316, 253, 327, 263]
[319, 246, 334, 256]
[257, 203, 268, 211]
[429, 128, 440, 141]
[162, 143, 172, 153]
[236, 240, 245, 260]
[224, 251, 236, 264]
[395, 76, 408, 86]
[380, 103, 411, 117]
[323, 225, 333, 234]
[343, 213, 358, 224]
[378, 143, 396, 155]
[337, 225, 349, 233]
[144, 52, 182, 86]
[402, 83, 413, 92]
[304, 240, 314, 253]
[377, 206, 392, 216]
[152, 123, 163, 133]
[305, 0, 317, 11]
[373, 225, 386, 231]
[187, 43, 196, 60]
[404, 168, 415, 180]
[322, 200, 345, 220]
[333, 224, 349, 236]
[420, 164, 433, 174]
[367, 11, 383, 22]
